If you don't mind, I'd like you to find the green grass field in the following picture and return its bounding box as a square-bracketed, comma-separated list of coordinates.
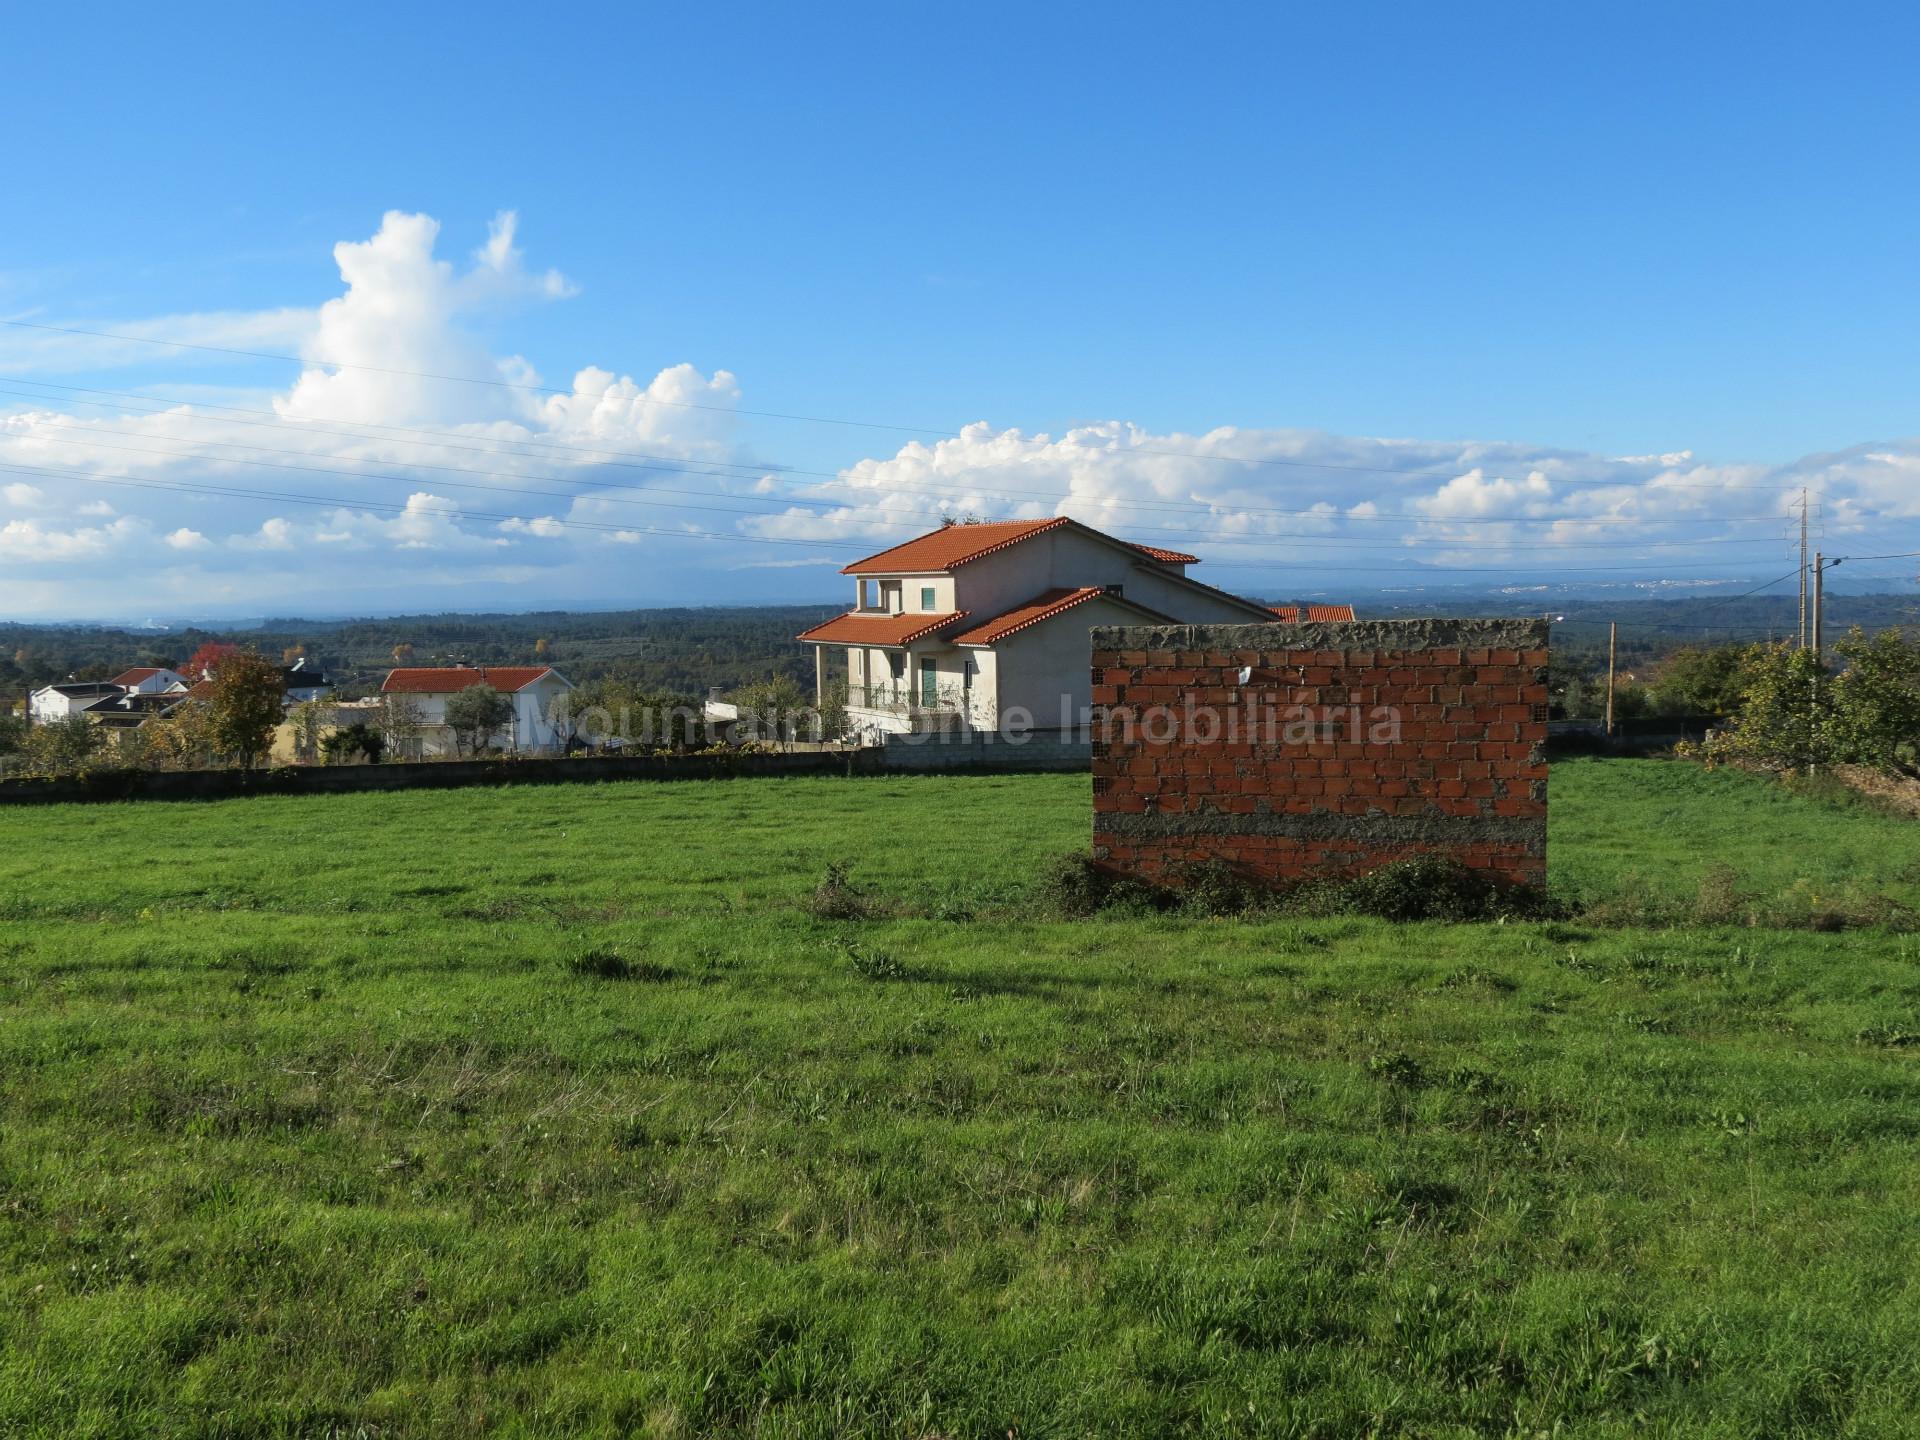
[4, 759, 1919, 1437]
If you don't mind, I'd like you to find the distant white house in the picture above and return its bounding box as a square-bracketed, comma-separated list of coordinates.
[379, 666, 575, 757]
[108, 666, 190, 695]
[29, 682, 127, 724]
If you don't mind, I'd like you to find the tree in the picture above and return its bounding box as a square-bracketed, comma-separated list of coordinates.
[184, 641, 241, 681]
[378, 693, 425, 758]
[287, 699, 329, 763]
[391, 642, 415, 664]
[1698, 644, 1830, 772]
[534, 637, 550, 658]
[733, 674, 810, 747]
[1828, 627, 1920, 776]
[205, 651, 286, 769]
[1698, 629, 1920, 777]
[817, 679, 851, 743]
[321, 723, 385, 765]
[151, 698, 217, 770]
[568, 677, 701, 750]
[443, 684, 514, 755]
[1648, 645, 1751, 716]
[21, 716, 103, 775]
[282, 644, 307, 666]
[0, 712, 25, 757]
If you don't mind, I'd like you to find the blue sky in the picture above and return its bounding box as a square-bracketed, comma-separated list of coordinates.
[3, 2, 1918, 617]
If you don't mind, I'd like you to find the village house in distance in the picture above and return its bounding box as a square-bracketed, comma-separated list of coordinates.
[379, 665, 574, 758]
[797, 517, 1350, 738]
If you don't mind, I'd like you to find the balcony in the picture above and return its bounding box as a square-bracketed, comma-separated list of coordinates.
[846, 682, 987, 733]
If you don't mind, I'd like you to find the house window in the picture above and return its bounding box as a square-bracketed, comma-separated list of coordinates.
[920, 586, 937, 611]
[887, 652, 904, 680]
[962, 659, 975, 690]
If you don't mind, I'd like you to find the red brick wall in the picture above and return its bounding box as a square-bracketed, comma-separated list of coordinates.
[1089, 619, 1550, 889]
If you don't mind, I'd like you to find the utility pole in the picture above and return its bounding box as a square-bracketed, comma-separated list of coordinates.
[1604, 621, 1618, 739]
[1797, 489, 1809, 649]
[1811, 551, 1825, 656]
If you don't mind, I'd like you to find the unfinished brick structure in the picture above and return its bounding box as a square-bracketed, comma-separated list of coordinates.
[1089, 618, 1550, 888]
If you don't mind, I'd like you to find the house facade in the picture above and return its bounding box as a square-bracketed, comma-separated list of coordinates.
[379, 666, 575, 756]
[797, 518, 1291, 738]
[109, 667, 190, 695]
[29, 682, 127, 724]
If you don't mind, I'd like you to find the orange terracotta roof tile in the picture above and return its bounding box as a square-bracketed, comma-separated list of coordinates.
[1267, 603, 1357, 622]
[1128, 543, 1199, 565]
[795, 611, 970, 646]
[841, 519, 1068, 575]
[842, 518, 1210, 577]
[952, 588, 1178, 646]
[381, 666, 557, 695]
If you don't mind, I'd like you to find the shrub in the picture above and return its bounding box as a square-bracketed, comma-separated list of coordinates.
[1172, 859, 1260, 917]
[1331, 856, 1509, 923]
[808, 861, 873, 920]
[321, 723, 386, 765]
[1035, 852, 1167, 918]
[1039, 850, 1558, 923]
[1699, 629, 1920, 777]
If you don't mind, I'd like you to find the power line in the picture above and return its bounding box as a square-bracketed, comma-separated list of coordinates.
[0, 317, 1815, 490]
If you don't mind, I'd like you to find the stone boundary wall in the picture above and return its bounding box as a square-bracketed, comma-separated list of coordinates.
[0, 731, 1097, 806]
[1089, 618, 1550, 888]
[0, 750, 886, 805]
[879, 728, 1091, 772]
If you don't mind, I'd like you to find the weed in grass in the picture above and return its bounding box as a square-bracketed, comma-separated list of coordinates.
[832, 937, 916, 981]
[1366, 1050, 1428, 1087]
[1436, 964, 1519, 993]
[1857, 1024, 1920, 1048]
[564, 946, 673, 981]
[807, 860, 874, 920]
[1693, 862, 1746, 925]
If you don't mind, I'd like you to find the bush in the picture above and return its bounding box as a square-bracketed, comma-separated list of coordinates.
[321, 723, 385, 765]
[1330, 856, 1510, 922]
[1698, 629, 1920, 777]
[808, 861, 874, 920]
[1035, 852, 1168, 918]
[1172, 859, 1260, 917]
[1039, 850, 1559, 923]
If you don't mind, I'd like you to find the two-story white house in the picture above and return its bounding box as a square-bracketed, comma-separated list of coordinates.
[798, 517, 1289, 737]
[379, 666, 575, 756]
[108, 666, 191, 695]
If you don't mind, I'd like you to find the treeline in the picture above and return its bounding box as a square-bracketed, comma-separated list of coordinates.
[0, 605, 840, 706]
[6, 592, 1915, 718]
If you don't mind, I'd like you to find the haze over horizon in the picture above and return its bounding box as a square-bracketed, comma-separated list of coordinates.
[5, 5, 1918, 621]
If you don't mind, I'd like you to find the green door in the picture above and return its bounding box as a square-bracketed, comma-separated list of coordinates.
[919, 659, 939, 708]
